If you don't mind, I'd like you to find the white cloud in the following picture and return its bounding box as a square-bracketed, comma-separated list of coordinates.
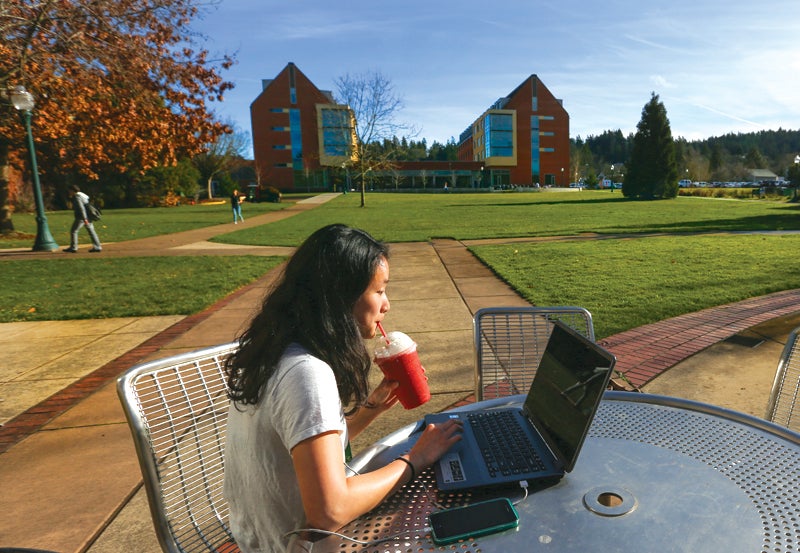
[650, 75, 675, 89]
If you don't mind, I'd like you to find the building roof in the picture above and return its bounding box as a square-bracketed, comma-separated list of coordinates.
[749, 169, 779, 179]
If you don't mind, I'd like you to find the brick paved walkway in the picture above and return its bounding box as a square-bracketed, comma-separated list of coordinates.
[599, 288, 800, 388]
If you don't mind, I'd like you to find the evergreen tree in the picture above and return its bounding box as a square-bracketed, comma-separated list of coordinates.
[709, 143, 724, 173]
[623, 93, 679, 199]
[745, 147, 768, 169]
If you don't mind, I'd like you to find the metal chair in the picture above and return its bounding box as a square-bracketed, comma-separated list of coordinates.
[117, 343, 241, 553]
[474, 306, 595, 401]
[766, 327, 800, 432]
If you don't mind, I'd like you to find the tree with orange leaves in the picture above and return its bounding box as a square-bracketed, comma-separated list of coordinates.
[0, 0, 235, 232]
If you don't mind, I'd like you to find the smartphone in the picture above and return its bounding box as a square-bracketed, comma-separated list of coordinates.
[428, 497, 519, 545]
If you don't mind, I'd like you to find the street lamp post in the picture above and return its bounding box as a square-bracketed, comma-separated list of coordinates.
[10, 85, 58, 251]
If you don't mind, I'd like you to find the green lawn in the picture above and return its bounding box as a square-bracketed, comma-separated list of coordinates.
[4, 190, 800, 332]
[1, 200, 287, 249]
[0, 256, 285, 322]
[210, 190, 800, 246]
[470, 233, 800, 339]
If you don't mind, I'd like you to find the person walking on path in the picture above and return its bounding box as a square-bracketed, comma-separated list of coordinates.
[231, 189, 245, 224]
[64, 185, 102, 253]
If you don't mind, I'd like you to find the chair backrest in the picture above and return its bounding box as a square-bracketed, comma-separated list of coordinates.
[117, 343, 241, 553]
[474, 306, 595, 401]
[766, 327, 800, 432]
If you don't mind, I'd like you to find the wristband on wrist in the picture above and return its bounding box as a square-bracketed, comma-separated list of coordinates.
[395, 456, 416, 484]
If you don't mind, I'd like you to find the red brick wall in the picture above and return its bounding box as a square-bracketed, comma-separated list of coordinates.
[250, 63, 333, 190]
[505, 76, 570, 186]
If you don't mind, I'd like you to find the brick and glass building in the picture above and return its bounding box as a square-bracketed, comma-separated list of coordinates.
[250, 63, 569, 191]
[457, 76, 570, 188]
[250, 62, 355, 192]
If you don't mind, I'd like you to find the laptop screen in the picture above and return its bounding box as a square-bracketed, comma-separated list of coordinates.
[523, 321, 615, 471]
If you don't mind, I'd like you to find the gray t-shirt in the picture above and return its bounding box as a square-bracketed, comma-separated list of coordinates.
[224, 344, 347, 552]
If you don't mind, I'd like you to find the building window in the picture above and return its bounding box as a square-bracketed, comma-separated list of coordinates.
[270, 108, 288, 113]
[484, 112, 513, 158]
[290, 87, 297, 104]
[289, 109, 303, 170]
[530, 116, 540, 178]
[272, 126, 290, 131]
[320, 107, 352, 157]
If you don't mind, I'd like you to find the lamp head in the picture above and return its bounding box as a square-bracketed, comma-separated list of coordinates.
[10, 85, 35, 112]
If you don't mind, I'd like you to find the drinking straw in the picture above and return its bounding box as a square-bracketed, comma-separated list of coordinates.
[377, 321, 390, 345]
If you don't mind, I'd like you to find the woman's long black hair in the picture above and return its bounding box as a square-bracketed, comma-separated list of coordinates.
[226, 224, 389, 412]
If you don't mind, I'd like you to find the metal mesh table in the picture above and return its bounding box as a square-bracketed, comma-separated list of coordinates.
[309, 392, 800, 553]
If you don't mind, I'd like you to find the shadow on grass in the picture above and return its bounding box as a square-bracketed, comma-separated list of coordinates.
[611, 212, 800, 233]
[449, 196, 636, 208]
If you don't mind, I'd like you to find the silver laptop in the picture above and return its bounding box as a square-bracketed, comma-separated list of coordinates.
[425, 320, 616, 491]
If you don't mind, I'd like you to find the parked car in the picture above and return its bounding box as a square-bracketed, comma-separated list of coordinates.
[247, 184, 282, 203]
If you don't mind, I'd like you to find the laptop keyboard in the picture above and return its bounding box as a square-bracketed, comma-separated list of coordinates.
[468, 411, 546, 478]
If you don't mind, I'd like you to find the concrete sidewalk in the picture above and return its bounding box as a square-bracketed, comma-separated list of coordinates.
[2, 193, 800, 552]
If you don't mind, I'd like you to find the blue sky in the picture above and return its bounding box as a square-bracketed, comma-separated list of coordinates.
[193, 0, 800, 153]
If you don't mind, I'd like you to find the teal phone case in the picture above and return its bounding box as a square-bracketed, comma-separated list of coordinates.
[429, 497, 519, 545]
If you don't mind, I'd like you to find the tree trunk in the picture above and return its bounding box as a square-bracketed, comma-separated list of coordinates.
[0, 139, 16, 234]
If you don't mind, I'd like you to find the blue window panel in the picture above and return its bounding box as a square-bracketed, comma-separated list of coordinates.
[289, 109, 303, 170]
[323, 129, 349, 156]
[322, 129, 349, 146]
[320, 107, 352, 157]
[485, 112, 514, 158]
[488, 113, 513, 130]
[490, 146, 514, 157]
[491, 133, 513, 147]
[290, 87, 297, 104]
[531, 125, 540, 176]
[321, 109, 349, 127]
[270, 108, 287, 113]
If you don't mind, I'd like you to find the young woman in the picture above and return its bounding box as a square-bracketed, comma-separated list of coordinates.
[224, 224, 461, 552]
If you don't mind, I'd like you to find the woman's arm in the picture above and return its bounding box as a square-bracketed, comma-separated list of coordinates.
[291, 419, 462, 531]
[345, 378, 398, 439]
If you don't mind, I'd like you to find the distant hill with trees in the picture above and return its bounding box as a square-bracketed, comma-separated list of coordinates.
[573, 128, 800, 184]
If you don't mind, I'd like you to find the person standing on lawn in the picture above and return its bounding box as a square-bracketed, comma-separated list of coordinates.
[64, 185, 102, 253]
[231, 189, 245, 224]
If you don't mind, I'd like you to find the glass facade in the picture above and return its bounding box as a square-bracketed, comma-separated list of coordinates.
[484, 113, 514, 158]
[530, 116, 540, 178]
[289, 108, 303, 170]
[320, 107, 352, 157]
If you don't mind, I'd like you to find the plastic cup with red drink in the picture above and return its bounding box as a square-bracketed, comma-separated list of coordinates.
[374, 330, 430, 409]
